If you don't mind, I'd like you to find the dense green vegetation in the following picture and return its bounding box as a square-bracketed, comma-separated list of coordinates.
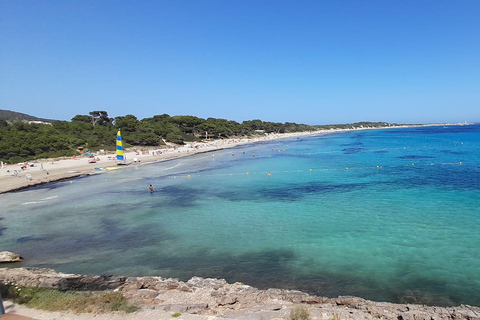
[0, 110, 397, 163]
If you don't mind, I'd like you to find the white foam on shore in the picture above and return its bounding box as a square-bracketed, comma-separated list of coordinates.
[22, 195, 58, 205]
[164, 162, 181, 170]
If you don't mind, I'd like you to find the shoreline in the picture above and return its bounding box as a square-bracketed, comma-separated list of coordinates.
[0, 122, 471, 195]
[1, 267, 480, 320]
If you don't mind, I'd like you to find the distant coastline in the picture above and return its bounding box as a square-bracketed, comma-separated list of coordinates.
[0, 122, 472, 195]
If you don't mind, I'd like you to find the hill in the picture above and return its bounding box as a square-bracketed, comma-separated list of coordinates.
[0, 109, 57, 123]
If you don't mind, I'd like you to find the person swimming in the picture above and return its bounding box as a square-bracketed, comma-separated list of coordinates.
[149, 185, 153, 193]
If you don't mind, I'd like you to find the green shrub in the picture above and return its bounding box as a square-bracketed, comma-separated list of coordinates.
[0, 283, 138, 314]
[288, 306, 310, 320]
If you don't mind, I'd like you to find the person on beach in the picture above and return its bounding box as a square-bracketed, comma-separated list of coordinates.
[149, 185, 153, 193]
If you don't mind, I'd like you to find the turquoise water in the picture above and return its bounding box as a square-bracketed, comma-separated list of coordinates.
[1, 125, 479, 306]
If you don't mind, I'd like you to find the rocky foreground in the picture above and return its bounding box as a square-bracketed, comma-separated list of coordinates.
[1, 268, 479, 320]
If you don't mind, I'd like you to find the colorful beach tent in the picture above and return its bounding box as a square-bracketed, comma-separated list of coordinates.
[116, 130, 124, 161]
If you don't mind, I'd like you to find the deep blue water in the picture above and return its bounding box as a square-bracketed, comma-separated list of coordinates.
[1, 124, 479, 306]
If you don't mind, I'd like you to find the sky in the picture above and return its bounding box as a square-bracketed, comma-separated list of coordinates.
[1, 1, 479, 125]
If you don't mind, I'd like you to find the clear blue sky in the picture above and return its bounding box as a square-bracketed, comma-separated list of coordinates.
[1, 1, 479, 125]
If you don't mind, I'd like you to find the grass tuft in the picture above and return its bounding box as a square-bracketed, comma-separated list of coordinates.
[288, 306, 311, 320]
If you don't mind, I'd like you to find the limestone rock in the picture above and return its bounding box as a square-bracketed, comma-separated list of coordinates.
[163, 303, 209, 314]
[187, 276, 227, 289]
[0, 251, 23, 263]
[0, 267, 125, 290]
[1, 268, 480, 319]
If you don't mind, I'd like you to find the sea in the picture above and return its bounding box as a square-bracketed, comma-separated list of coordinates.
[1, 124, 479, 306]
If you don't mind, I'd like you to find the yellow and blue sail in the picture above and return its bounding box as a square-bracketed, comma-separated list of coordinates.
[116, 130, 124, 161]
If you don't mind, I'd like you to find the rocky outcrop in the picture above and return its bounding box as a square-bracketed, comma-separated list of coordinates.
[0, 267, 125, 290]
[1, 268, 480, 319]
[0, 251, 23, 263]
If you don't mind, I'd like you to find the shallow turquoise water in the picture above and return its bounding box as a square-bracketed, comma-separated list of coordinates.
[1, 125, 479, 306]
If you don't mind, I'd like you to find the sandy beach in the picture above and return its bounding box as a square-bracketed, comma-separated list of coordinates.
[0, 138, 249, 194]
[0, 129, 342, 194]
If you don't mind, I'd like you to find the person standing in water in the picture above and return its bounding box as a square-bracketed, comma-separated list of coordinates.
[149, 185, 154, 193]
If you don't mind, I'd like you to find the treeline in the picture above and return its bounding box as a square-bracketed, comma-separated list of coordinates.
[0, 111, 395, 163]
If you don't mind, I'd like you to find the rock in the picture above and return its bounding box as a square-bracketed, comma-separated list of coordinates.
[122, 278, 143, 291]
[187, 276, 227, 289]
[0, 251, 23, 263]
[163, 303, 209, 314]
[136, 289, 160, 299]
[266, 288, 311, 303]
[178, 283, 192, 292]
[0, 267, 125, 291]
[2, 268, 480, 319]
[334, 295, 367, 306]
[217, 295, 238, 306]
[165, 279, 180, 290]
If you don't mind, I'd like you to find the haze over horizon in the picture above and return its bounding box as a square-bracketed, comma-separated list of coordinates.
[1, 1, 479, 125]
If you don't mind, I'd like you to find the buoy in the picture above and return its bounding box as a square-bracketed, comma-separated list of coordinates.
[187, 175, 191, 178]
[309, 168, 312, 172]
[459, 162, 462, 165]
[376, 165, 379, 169]
[412, 163, 415, 166]
[345, 167, 348, 170]
[246, 172, 249, 175]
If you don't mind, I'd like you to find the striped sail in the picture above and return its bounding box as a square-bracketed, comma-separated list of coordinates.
[116, 130, 124, 161]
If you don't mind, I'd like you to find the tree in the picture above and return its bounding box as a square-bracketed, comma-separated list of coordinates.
[165, 132, 184, 144]
[89, 111, 110, 126]
[115, 114, 139, 132]
[242, 119, 264, 131]
[171, 115, 204, 134]
[71, 115, 91, 123]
